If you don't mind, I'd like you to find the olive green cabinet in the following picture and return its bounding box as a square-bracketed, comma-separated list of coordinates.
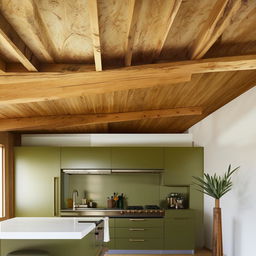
[15, 147, 60, 217]
[164, 210, 195, 250]
[60, 147, 111, 169]
[111, 148, 164, 169]
[163, 147, 203, 185]
[107, 218, 164, 250]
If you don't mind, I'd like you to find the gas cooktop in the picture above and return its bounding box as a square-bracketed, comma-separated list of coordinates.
[61, 205, 165, 218]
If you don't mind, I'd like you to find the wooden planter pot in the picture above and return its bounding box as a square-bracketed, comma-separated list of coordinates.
[212, 199, 223, 256]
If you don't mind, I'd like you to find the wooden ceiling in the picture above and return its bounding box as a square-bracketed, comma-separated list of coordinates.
[0, 0, 256, 133]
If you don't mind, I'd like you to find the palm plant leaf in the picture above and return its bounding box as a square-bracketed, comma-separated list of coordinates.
[193, 165, 239, 199]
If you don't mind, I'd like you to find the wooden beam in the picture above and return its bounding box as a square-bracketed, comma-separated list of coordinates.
[0, 107, 202, 131]
[189, 0, 242, 60]
[1, 54, 256, 105]
[0, 13, 40, 71]
[151, 0, 182, 62]
[0, 64, 191, 105]
[124, 0, 142, 66]
[88, 0, 102, 71]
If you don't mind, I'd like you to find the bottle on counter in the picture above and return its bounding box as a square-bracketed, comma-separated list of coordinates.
[117, 193, 124, 209]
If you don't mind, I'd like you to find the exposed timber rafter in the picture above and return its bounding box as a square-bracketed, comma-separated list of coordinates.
[189, 0, 242, 60]
[88, 0, 102, 71]
[0, 13, 40, 71]
[0, 107, 203, 131]
[124, 0, 142, 66]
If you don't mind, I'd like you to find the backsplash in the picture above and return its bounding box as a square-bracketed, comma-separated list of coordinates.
[61, 173, 189, 209]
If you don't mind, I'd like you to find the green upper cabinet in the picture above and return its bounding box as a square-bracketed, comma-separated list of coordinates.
[111, 147, 164, 169]
[60, 147, 111, 169]
[15, 147, 60, 217]
[163, 147, 203, 185]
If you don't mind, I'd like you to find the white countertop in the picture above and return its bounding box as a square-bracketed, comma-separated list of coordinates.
[0, 217, 105, 240]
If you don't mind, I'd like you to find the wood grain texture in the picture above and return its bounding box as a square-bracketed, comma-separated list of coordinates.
[0, 13, 39, 71]
[88, 0, 102, 71]
[150, 0, 182, 62]
[124, 0, 142, 66]
[0, 107, 202, 131]
[0, 66, 191, 105]
[0, 69, 255, 133]
[1, 54, 256, 107]
[0, 0, 255, 133]
[189, 0, 242, 59]
[0, 0, 54, 62]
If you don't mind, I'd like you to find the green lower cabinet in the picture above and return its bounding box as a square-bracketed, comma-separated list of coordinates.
[109, 218, 164, 250]
[1, 231, 101, 256]
[115, 238, 163, 250]
[164, 219, 195, 250]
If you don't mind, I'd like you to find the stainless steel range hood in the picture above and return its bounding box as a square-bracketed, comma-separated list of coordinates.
[62, 169, 163, 175]
[111, 169, 163, 173]
[62, 169, 111, 175]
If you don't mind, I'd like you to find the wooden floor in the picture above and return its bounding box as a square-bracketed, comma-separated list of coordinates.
[105, 248, 212, 256]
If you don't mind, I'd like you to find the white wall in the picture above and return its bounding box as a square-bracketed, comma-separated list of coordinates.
[189, 87, 256, 256]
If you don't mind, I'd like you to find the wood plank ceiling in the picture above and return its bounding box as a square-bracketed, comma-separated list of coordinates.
[0, 0, 255, 133]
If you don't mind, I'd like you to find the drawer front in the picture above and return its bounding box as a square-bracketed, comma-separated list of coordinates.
[115, 218, 164, 228]
[115, 238, 163, 250]
[115, 227, 163, 238]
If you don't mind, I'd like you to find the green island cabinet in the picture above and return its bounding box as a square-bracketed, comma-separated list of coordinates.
[14, 147, 61, 217]
[1, 229, 102, 256]
[60, 147, 111, 169]
[164, 210, 195, 250]
[111, 147, 164, 169]
[163, 147, 204, 185]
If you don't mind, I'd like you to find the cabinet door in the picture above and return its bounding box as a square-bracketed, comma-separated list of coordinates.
[164, 218, 195, 250]
[15, 147, 60, 217]
[112, 147, 164, 169]
[61, 147, 111, 169]
[163, 147, 203, 185]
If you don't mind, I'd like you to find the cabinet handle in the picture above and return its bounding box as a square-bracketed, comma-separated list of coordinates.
[129, 228, 145, 231]
[129, 219, 145, 221]
[173, 217, 190, 220]
[54, 177, 59, 216]
[129, 239, 145, 242]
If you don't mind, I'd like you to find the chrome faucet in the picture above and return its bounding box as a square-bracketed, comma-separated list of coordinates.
[72, 189, 79, 210]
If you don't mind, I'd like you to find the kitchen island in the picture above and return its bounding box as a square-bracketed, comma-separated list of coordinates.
[0, 217, 109, 256]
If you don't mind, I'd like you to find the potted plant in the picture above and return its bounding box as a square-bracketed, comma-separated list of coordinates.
[193, 165, 239, 256]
